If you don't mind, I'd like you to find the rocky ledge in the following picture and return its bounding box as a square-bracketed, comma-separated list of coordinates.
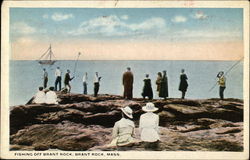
[10, 93, 243, 151]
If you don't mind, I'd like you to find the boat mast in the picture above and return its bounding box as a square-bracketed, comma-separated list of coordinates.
[49, 44, 52, 61]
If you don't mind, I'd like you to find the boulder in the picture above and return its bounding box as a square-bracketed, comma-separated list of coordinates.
[10, 93, 243, 151]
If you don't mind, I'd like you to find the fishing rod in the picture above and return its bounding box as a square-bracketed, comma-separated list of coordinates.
[73, 52, 81, 77]
[208, 57, 244, 92]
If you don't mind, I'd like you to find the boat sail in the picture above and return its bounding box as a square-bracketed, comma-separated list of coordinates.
[37, 44, 56, 65]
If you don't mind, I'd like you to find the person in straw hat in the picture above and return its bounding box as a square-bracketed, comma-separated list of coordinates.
[109, 106, 136, 148]
[139, 102, 160, 149]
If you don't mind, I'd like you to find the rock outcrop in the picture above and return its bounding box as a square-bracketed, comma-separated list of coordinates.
[10, 93, 243, 151]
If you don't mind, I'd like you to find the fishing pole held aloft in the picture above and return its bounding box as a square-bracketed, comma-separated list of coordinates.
[73, 52, 82, 77]
[208, 57, 243, 92]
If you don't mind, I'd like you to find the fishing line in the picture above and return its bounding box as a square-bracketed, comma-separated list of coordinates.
[208, 57, 244, 92]
[73, 52, 81, 77]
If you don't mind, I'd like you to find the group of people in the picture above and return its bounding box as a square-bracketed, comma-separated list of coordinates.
[123, 67, 188, 100]
[43, 67, 102, 96]
[43, 67, 75, 93]
[40, 66, 226, 103]
[33, 86, 58, 104]
[110, 102, 160, 149]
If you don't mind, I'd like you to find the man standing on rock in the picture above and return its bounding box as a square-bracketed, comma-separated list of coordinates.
[94, 72, 101, 97]
[217, 71, 226, 100]
[64, 69, 74, 93]
[43, 68, 48, 89]
[178, 69, 188, 99]
[83, 72, 88, 94]
[55, 67, 62, 91]
[123, 67, 134, 100]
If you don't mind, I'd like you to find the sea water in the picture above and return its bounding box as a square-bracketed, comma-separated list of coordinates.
[9, 60, 243, 106]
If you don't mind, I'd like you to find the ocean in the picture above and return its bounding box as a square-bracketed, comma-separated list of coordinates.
[9, 60, 243, 106]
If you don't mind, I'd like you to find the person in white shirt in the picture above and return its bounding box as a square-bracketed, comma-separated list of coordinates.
[55, 67, 62, 91]
[93, 72, 101, 97]
[33, 87, 46, 104]
[139, 102, 160, 149]
[109, 106, 136, 147]
[83, 72, 88, 94]
[45, 87, 58, 104]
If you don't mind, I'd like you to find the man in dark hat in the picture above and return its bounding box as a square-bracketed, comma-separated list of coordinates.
[64, 69, 74, 93]
[178, 69, 188, 99]
[122, 67, 134, 100]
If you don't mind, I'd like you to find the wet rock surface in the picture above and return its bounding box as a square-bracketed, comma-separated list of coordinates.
[10, 93, 243, 151]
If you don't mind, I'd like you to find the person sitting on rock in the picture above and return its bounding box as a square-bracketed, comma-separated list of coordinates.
[139, 102, 160, 150]
[109, 106, 136, 147]
[33, 87, 46, 104]
[45, 87, 58, 104]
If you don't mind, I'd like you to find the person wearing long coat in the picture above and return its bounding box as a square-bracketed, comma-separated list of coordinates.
[155, 72, 162, 94]
[159, 71, 168, 99]
[178, 69, 188, 99]
[123, 67, 134, 100]
[142, 74, 153, 100]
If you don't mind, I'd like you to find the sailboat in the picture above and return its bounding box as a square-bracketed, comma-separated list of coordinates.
[37, 44, 56, 65]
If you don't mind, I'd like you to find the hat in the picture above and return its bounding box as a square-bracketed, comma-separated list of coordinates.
[121, 106, 133, 119]
[142, 103, 158, 112]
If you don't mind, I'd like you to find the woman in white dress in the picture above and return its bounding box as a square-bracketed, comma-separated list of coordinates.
[109, 106, 136, 147]
[139, 102, 160, 149]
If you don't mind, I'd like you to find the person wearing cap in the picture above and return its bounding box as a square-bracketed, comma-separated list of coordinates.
[109, 106, 136, 147]
[217, 71, 226, 100]
[139, 102, 160, 149]
[159, 70, 168, 99]
[122, 67, 134, 100]
[43, 68, 48, 89]
[33, 87, 46, 104]
[141, 74, 153, 100]
[64, 69, 74, 93]
[178, 69, 188, 99]
[45, 86, 58, 104]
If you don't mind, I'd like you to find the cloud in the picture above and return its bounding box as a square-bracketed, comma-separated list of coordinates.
[67, 15, 166, 37]
[172, 29, 242, 40]
[171, 16, 187, 23]
[11, 22, 36, 34]
[51, 13, 74, 21]
[191, 11, 208, 20]
[129, 17, 166, 31]
[121, 15, 129, 20]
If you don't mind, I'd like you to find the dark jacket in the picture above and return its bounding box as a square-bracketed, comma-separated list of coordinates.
[142, 78, 153, 99]
[64, 73, 73, 85]
[159, 75, 168, 98]
[179, 73, 188, 92]
[123, 71, 134, 99]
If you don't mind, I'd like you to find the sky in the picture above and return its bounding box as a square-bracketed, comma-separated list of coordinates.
[10, 8, 243, 60]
